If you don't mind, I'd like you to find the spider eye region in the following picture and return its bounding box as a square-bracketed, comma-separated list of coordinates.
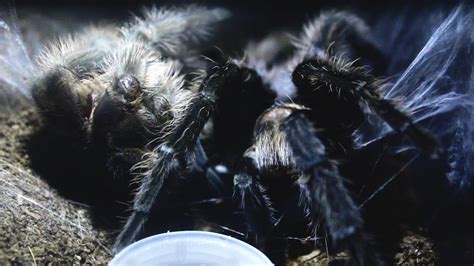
[118, 75, 141, 100]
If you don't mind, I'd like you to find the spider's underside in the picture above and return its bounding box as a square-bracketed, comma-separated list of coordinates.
[29, 5, 443, 265]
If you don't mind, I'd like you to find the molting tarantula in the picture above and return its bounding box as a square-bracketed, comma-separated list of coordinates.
[30, 2, 230, 246]
[31, 6, 440, 265]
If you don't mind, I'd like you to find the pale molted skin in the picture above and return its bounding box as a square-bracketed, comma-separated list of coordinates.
[32, 5, 230, 174]
[30, 3, 230, 252]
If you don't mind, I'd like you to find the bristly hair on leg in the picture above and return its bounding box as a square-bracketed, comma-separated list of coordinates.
[121, 5, 230, 67]
[292, 52, 441, 157]
[291, 10, 386, 74]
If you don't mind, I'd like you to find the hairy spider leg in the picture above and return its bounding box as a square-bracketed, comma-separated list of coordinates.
[295, 11, 387, 76]
[293, 59, 441, 158]
[284, 111, 383, 266]
[233, 155, 279, 259]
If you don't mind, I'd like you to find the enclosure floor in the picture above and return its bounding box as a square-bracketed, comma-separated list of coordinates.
[0, 107, 112, 264]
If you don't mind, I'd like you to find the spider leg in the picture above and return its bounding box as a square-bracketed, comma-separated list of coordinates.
[33, 27, 118, 133]
[284, 111, 383, 265]
[112, 63, 238, 253]
[296, 11, 387, 75]
[356, 82, 441, 156]
[32, 69, 87, 132]
[193, 139, 229, 195]
[293, 59, 441, 157]
[233, 155, 275, 243]
[122, 6, 230, 69]
[234, 154, 294, 264]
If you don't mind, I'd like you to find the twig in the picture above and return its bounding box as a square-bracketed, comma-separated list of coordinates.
[27, 246, 37, 266]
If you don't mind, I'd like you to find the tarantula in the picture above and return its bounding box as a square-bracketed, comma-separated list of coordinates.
[115, 10, 438, 264]
[31, 6, 440, 265]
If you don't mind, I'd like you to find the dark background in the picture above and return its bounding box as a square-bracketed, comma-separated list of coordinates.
[7, 0, 467, 59]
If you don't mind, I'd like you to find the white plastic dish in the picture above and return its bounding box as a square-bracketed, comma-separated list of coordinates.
[109, 231, 273, 265]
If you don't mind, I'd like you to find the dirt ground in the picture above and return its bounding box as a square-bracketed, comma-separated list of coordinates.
[0, 103, 440, 265]
[0, 106, 112, 264]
